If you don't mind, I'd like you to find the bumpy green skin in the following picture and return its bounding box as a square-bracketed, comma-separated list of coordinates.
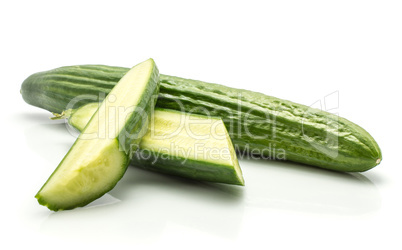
[21, 65, 382, 172]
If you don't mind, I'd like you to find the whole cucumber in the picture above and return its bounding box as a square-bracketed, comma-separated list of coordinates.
[21, 65, 382, 172]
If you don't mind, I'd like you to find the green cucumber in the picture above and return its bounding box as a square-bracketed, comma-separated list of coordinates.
[62, 103, 244, 185]
[35, 59, 160, 211]
[21, 65, 382, 172]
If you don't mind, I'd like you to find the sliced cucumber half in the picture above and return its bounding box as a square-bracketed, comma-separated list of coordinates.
[36, 59, 160, 211]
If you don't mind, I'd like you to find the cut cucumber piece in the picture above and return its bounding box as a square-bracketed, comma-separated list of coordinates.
[35, 59, 160, 211]
[66, 103, 244, 185]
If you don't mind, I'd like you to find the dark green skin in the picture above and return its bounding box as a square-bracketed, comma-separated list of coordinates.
[132, 152, 244, 184]
[21, 65, 382, 172]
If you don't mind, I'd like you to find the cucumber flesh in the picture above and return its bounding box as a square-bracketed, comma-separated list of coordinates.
[67, 103, 244, 185]
[35, 59, 160, 211]
[36, 139, 127, 210]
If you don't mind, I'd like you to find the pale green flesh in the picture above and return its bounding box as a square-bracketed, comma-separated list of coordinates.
[36, 59, 158, 211]
[69, 103, 244, 185]
[37, 140, 126, 210]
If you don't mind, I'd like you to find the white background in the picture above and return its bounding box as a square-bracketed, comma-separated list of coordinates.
[1, 1, 401, 249]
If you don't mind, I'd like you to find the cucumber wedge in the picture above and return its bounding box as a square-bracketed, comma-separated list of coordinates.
[35, 59, 160, 211]
[64, 103, 244, 185]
